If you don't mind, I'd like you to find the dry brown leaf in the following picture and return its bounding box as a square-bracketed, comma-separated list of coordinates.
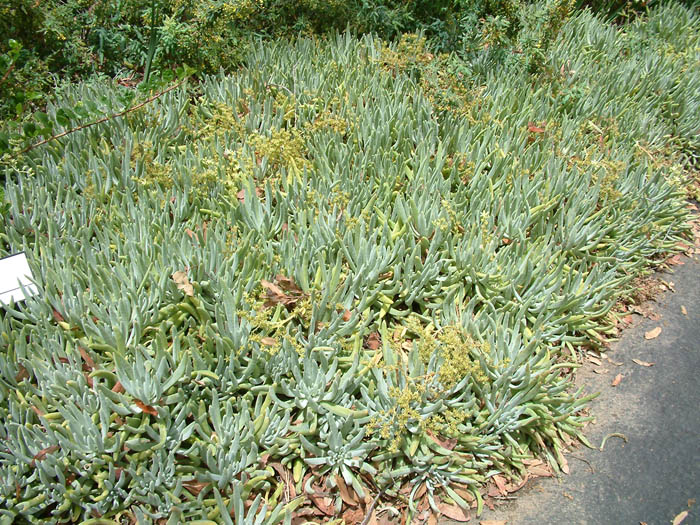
[31, 445, 59, 466]
[342, 509, 364, 524]
[261, 277, 305, 309]
[528, 122, 546, 133]
[236, 187, 263, 203]
[260, 337, 277, 346]
[681, 305, 688, 316]
[632, 359, 655, 367]
[452, 485, 476, 503]
[291, 507, 323, 521]
[183, 480, 209, 496]
[79, 346, 96, 371]
[480, 520, 507, 525]
[438, 503, 470, 522]
[342, 309, 352, 322]
[588, 356, 603, 366]
[334, 476, 359, 507]
[135, 399, 158, 417]
[426, 429, 458, 451]
[366, 332, 381, 350]
[308, 492, 334, 516]
[172, 271, 194, 296]
[15, 365, 29, 383]
[427, 513, 438, 525]
[112, 381, 125, 393]
[52, 309, 65, 323]
[592, 368, 609, 374]
[269, 462, 296, 501]
[275, 275, 303, 293]
[377, 514, 395, 525]
[504, 477, 528, 493]
[261, 279, 285, 299]
[414, 483, 428, 501]
[493, 474, 508, 496]
[644, 327, 661, 340]
[622, 314, 636, 325]
[611, 373, 624, 387]
[672, 511, 689, 525]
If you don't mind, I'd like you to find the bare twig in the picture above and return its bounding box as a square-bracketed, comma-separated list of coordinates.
[568, 454, 595, 473]
[360, 489, 385, 525]
[11, 77, 186, 159]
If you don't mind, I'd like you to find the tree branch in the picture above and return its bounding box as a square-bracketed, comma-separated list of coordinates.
[0, 63, 15, 87]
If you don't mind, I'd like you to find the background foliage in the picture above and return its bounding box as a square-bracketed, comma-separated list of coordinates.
[5, 0, 696, 119]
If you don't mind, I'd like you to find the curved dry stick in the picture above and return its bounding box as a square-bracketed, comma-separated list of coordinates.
[12, 77, 186, 159]
[599, 432, 628, 451]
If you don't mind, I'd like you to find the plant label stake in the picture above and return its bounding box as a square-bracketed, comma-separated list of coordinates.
[0, 252, 38, 306]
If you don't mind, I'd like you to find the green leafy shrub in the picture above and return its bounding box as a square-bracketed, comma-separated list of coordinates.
[0, 0, 623, 118]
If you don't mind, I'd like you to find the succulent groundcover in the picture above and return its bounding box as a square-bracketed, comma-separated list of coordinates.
[1, 4, 698, 524]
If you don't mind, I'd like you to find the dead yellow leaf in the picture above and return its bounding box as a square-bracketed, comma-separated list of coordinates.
[611, 373, 623, 387]
[172, 271, 194, 296]
[560, 455, 570, 474]
[644, 327, 661, 340]
[632, 359, 654, 367]
[672, 510, 688, 525]
[528, 466, 552, 477]
[480, 521, 507, 525]
[260, 337, 277, 346]
[681, 305, 688, 316]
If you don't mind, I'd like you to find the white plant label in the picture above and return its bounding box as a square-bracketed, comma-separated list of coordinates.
[0, 252, 38, 306]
